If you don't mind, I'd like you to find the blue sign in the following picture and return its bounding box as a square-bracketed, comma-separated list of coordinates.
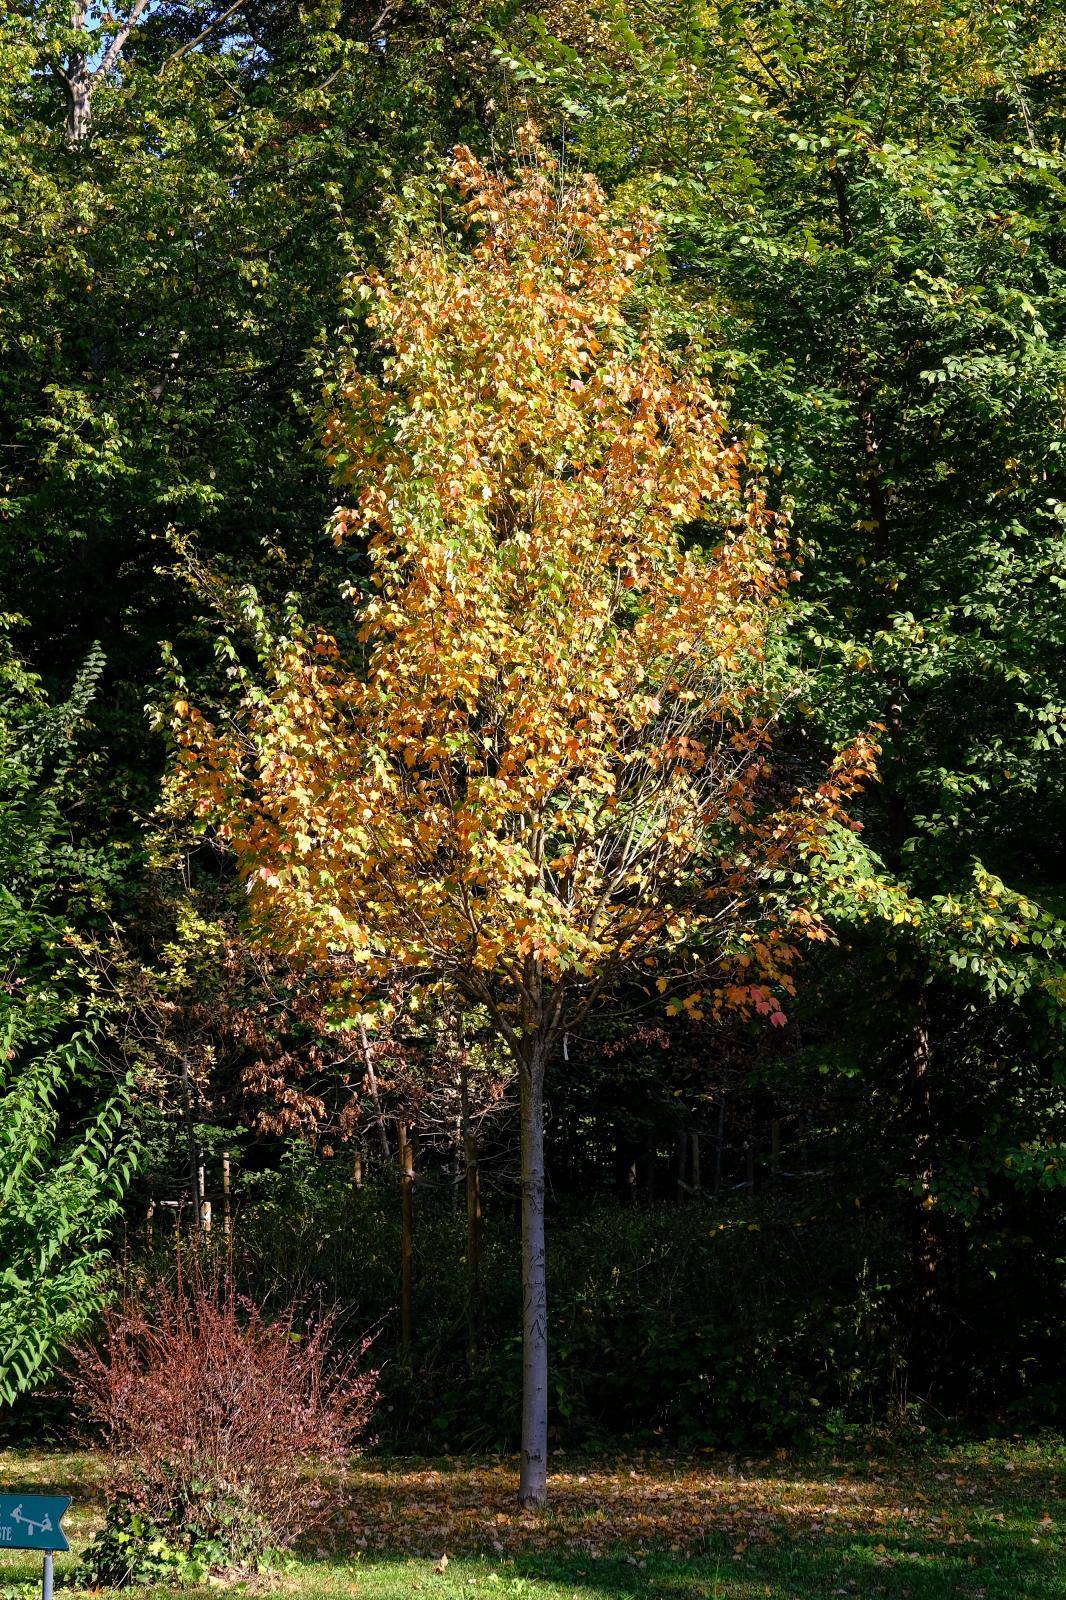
[0, 1495, 70, 1552]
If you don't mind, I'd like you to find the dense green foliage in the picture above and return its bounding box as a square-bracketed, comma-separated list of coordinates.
[512, 0, 1066, 1399]
[0, 0, 1062, 1448]
[228, 1147, 1056, 1450]
[0, 636, 135, 1401]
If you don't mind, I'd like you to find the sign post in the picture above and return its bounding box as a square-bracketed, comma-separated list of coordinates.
[0, 1494, 70, 1600]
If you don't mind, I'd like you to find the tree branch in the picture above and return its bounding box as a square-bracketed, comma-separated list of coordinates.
[160, 0, 245, 72]
[93, 0, 151, 83]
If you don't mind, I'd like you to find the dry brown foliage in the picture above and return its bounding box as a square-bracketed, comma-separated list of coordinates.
[73, 1257, 376, 1552]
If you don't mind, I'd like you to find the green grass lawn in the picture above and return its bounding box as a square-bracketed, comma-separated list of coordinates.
[0, 1438, 1060, 1599]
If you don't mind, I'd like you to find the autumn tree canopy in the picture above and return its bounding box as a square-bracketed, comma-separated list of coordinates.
[168, 136, 876, 1504]
[171, 139, 868, 1045]
[1, 0, 1061, 1517]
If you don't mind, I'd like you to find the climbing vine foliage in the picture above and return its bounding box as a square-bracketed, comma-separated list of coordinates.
[170, 140, 874, 1050]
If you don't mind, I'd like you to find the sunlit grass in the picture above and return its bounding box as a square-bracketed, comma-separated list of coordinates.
[0, 1438, 1059, 1599]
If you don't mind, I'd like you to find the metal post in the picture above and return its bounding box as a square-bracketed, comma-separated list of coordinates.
[43, 1551, 54, 1600]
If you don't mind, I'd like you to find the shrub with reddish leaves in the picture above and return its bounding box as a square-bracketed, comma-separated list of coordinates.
[73, 1259, 375, 1581]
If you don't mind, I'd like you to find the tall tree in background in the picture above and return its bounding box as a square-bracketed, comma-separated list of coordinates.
[512, 0, 1066, 1393]
[167, 139, 875, 1503]
[1, 0, 516, 833]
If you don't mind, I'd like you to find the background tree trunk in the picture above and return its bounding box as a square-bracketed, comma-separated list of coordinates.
[519, 1055, 548, 1509]
[359, 1023, 391, 1162]
[714, 1095, 726, 1197]
[460, 1051, 481, 1372]
[67, 62, 92, 143]
[674, 1129, 688, 1202]
[907, 992, 944, 1389]
[180, 1060, 200, 1232]
[222, 1150, 232, 1236]
[399, 1120, 414, 1360]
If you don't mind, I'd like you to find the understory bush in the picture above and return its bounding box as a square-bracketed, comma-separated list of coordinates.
[233, 1151, 1062, 1451]
[237, 1160, 904, 1449]
[74, 1260, 376, 1584]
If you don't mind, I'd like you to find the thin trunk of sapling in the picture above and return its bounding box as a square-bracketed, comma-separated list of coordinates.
[180, 1060, 200, 1232]
[222, 1150, 232, 1236]
[359, 1022, 391, 1163]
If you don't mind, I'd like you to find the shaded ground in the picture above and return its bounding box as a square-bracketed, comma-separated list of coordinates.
[0, 1438, 1060, 1598]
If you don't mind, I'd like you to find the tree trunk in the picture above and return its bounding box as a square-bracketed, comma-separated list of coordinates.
[714, 1095, 726, 1198]
[518, 1056, 548, 1509]
[68, 69, 92, 142]
[908, 996, 943, 1379]
[60, 54, 93, 144]
[180, 1060, 199, 1232]
[615, 1135, 637, 1205]
[399, 1120, 414, 1359]
[460, 1051, 481, 1371]
[222, 1150, 232, 1236]
[688, 1132, 701, 1198]
[359, 1022, 391, 1162]
[674, 1129, 688, 1202]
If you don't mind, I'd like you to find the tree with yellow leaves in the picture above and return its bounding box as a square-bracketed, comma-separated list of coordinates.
[168, 136, 875, 1506]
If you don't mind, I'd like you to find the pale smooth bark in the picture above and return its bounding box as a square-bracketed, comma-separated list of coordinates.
[180, 1059, 200, 1232]
[55, 0, 151, 144]
[358, 1021, 391, 1162]
[65, 59, 93, 143]
[222, 1150, 232, 1235]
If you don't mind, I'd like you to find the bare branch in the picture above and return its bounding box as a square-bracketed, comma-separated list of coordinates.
[160, 0, 245, 72]
[93, 0, 151, 83]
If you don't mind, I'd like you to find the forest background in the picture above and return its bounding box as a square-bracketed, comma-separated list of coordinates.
[1, 0, 1064, 1476]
